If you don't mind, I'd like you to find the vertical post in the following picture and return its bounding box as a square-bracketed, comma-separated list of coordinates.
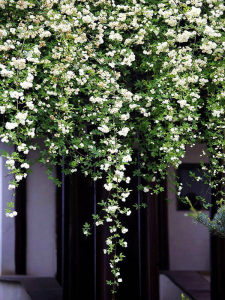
[137, 147, 142, 299]
[210, 194, 225, 300]
[96, 178, 111, 300]
[158, 179, 169, 271]
[93, 170, 97, 300]
[15, 178, 27, 274]
[58, 171, 96, 300]
[61, 168, 66, 299]
[138, 185, 142, 299]
[56, 167, 62, 285]
[210, 235, 225, 300]
[210, 166, 225, 300]
[56, 165, 67, 299]
[145, 191, 159, 300]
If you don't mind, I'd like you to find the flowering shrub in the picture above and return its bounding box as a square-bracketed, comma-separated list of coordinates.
[0, 0, 224, 293]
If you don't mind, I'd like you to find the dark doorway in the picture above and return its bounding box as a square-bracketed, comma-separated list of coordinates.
[56, 170, 168, 300]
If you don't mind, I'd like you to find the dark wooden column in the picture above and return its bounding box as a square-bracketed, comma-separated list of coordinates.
[96, 180, 112, 300]
[143, 179, 168, 299]
[210, 195, 225, 300]
[145, 192, 160, 300]
[158, 179, 169, 271]
[57, 170, 95, 300]
[56, 168, 62, 285]
[210, 235, 225, 300]
[15, 178, 27, 274]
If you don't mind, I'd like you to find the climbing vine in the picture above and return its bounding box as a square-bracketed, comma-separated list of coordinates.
[0, 0, 224, 293]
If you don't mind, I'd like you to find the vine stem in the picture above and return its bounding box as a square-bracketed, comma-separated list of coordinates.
[112, 295, 116, 300]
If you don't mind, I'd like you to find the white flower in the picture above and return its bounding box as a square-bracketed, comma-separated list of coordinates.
[110, 227, 116, 233]
[126, 177, 131, 184]
[0, 106, 5, 114]
[21, 163, 30, 169]
[8, 184, 16, 190]
[98, 125, 110, 133]
[119, 165, 125, 171]
[165, 115, 173, 121]
[126, 210, 131, 216]
[156, 42, 168, 54]
[107, 205, 118, 213]
[106, 239, 112, 245]
[27, 128, 35, 137]
[6, 212, 16, 218]
[0, 29, 7, 37]
[115, 170, 124, 178]
[121, 53, 135, 66]
[121, 228, 128, 234]
[177, 31, 193, 43]
[15, 175, 23, 182]
[104, 183, 113, 191]
[20, 74, 34, 89]
[109, 31, 123, 42]
[0, 68, 14, 78]
[118, 278, 123, 283]
[212, 109, 224, 117]
[200, 41, 217, 54]
[204, 26, 219, 38]
[6, 159, 15, 168]
[16, 0, 34, 9]
[39, 30, 52, 38]
[9, 91, 23, 99]
[118, 127, 130, 137]
[1, 135, 9, 143]
[103, 163, 110, 171]
[5, 122, 18, 130]
[26, 101, 34, 110]
[120, 113, 130, 121]
[5, 212, 17, 218]
[143, 187, 149, 193]
[66, 71, 75, 80]
[121, 192, 130, 198]
[82, 15, 93, 23]
[178, 100, 187, 108]
[122, 155, 132, 163]
[96, 220, 103, 226]
[15, 112, 28, 125]
[10, 58, 26, 70]
[186, 7, 201, 18]
[20, 81, 33, 89]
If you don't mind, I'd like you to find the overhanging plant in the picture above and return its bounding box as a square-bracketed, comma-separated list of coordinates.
[0, 0, 224, 294]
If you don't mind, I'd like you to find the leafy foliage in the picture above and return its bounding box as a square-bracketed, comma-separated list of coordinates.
[190, 199, 225, 237]
[0, 0, 224, 292]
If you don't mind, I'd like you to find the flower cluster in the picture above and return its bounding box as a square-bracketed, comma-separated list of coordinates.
[0, 0, 224, 293]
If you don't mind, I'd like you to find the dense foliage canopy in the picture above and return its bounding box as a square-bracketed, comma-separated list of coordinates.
[0, 0, 224, 292]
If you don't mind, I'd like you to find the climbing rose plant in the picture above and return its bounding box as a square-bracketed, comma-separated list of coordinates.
[0, 0, 224, 293]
